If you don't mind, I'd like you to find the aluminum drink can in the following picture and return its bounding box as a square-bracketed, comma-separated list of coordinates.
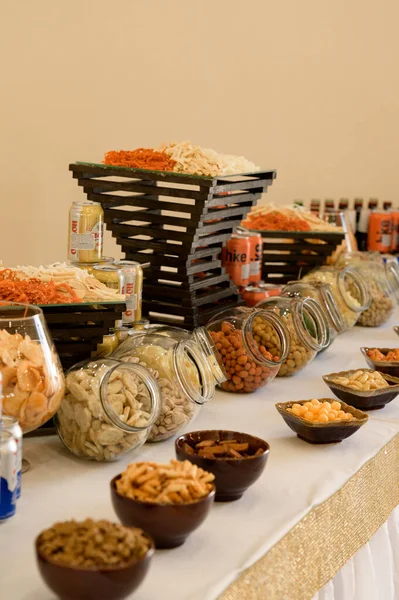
[367, 211, 392, 253]
[248, 233, 263, 284]
[241, 286, 269, 307]
[92, 265, 123, 290]
[221, 233, 250, 286]
[113, 261, 143, 323]
[0, 416, 22, 499]
[68, 201, 104, 263]
[0, 431, 18, 521]
[390, 212, 399, 252]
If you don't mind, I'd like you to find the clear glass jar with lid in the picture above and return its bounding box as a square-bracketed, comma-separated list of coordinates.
[282, 280, 347, 343]
[336, 253, 396, 326]
[111, 332, 216, 442]
[204, 307, 290, 392]
[55, 358, 161, 461]
[256, 297, 330, 376]
[302, 265, 370, 328]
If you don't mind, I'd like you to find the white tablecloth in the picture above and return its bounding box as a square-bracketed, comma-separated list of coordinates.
[2, 311, 399, 600]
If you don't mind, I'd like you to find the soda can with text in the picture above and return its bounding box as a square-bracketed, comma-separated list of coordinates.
[248, 233, 263, 284]
[221, 233, 250, 287]
[367, 211, 392, 253]
[114, 260, 143, 323]
[68, 201, 104, 263]
[0, 431, 18, 521]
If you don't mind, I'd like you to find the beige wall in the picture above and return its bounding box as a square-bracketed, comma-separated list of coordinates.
[1, 0, 399, 266]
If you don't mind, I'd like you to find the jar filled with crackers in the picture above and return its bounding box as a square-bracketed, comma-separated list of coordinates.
[336, 253, 396, 327]
[256, 297, 329, 377]
[111, 332, 216, 442]
[205, 307, 290, 393]
[302, 265, 370, 329]
[55, 358, 161, 461]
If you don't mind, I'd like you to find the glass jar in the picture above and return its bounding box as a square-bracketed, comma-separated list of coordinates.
[302, 266, 370, 328]
[336, 253, 396, 326]
[256, 297, 329, 376]
[111, 332, 215, 442]
[55, 358, 161, 461]
[205, 307, 290, 392]
[282, 280, 347, 342]
[0, 303, 65, 433]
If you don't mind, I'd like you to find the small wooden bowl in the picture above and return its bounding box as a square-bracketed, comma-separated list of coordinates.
[323, 367, 399, 410]
[175, 430, 269, 502]
[276, 399, 368, 444]
[111, 476, 215, 549]
[35, 531, 154, 600]
[361, 347, 399, 378]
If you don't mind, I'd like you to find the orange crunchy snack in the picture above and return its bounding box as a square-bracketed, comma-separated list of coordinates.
[367, 348, 399, 362]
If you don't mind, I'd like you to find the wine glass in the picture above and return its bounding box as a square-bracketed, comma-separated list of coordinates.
[322, 210, 357, 253]
[0, 303, 65, 471]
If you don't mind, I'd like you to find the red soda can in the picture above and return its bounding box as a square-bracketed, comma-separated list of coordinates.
[390, 211, 399, 252]
[241, 286, 269, 307]
[222, 233, 250, 286]
[248, 233, 263, 284]
[367, 211, 392, 253]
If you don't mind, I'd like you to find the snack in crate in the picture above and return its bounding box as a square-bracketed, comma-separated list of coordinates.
[242, 203, 344, 233]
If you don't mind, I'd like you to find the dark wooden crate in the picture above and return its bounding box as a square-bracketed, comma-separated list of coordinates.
[248, 229, 346, 284]
[69, 163, 276, 328]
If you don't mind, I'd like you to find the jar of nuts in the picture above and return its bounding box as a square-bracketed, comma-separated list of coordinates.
[205, 307, 290, 393]
[111, 333, 216, 442]
[257, 297, 330, 377]
[302, 266, 370, 329]
[55, 358, 161, 461]
[282, 280, 347, 344]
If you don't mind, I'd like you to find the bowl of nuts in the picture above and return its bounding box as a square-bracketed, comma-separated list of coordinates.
[35, 519, 154, 600]
[111, 460, 215, 549]
[323, 368, 399, 410]
[175, 430, 269, 502]
[276, 399, 368, 444]
[361, 347, 399, 378]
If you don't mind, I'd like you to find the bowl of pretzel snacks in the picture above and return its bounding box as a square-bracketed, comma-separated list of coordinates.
[175, 430, 269, 502]
[111, 460, 215, 549]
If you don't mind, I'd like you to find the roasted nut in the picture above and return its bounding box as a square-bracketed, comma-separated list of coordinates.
[276, 313, 314, 377]
[357, 282, 395, 327]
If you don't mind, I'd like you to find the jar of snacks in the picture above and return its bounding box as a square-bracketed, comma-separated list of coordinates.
[302, 265, 370, 328]
[336, 253, 396, 327]
[282, 280, 347, 342]
[111, 332, 216, 442]
[204, 307, 290, 392]
[55, 358, 161, 461]
[256, 297, 329, 376]
[0, 303, 65, 433]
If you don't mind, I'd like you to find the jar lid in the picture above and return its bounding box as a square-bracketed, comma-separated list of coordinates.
[290, 297, 330, 351]
[243, 309, 290, 366]
[315, 282, 347, 334]
[338, 267, 371, 312]
[193, 327, 228, 385]
[173, 340, 215, 405]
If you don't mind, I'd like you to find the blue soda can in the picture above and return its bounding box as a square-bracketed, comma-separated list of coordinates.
[0, 416, 22, 499]
[0, 430, 18, 520]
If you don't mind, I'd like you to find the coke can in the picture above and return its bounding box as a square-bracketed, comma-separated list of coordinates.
[367, 211, 392, 253]
[390, 211, 399, 252]
[114, 260, 143, 324]
[0, 431, 18, 521]
[241, 286, 269, 307]
[248, 233, 263, 284]
[68, 201, 104, 263]
[0, 416, 22, 499]
[221, 233, 250, 286]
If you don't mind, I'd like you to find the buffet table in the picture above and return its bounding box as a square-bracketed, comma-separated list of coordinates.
[3, 312, 399, 600]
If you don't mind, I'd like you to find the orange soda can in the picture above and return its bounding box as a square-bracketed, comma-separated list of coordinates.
[248, 233, 263, 283]
[390, 211, 399, 252]
[367, 211, 392, 252]
[222, 233, 250, 286]
[241, 286, 269, 307]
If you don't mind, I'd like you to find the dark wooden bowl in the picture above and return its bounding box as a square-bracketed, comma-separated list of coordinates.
[361, 347, 399, 378]
[111, 476, 215, 549]
[323, 367, 399, 410]
[276, 399, 368, 444]
[175, 430, 269, 502]
[35, 532, 154, 600]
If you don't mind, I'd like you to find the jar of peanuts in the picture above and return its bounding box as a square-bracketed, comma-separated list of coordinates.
[55, 358, 161, 461]
[205, 307, 290, 393]
[302, 265, 370, 329]
[111, 332, 216, 442]
[256, 297, 330, 377]
[282, 280, 347, 344]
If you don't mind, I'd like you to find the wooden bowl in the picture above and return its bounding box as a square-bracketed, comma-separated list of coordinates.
[276, 399, 368, 444]
[175, 430, 269, 502]
[323, 367, 399, 410]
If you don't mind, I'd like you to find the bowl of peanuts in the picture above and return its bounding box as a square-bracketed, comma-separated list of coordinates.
[35, 519, 154, 600]
[175, 430, 270, 502]
[361, 347, 399, 378]
[276, 399, 368, 444]
[323, 368, 399, 410]
[111, 460, 215, 548]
